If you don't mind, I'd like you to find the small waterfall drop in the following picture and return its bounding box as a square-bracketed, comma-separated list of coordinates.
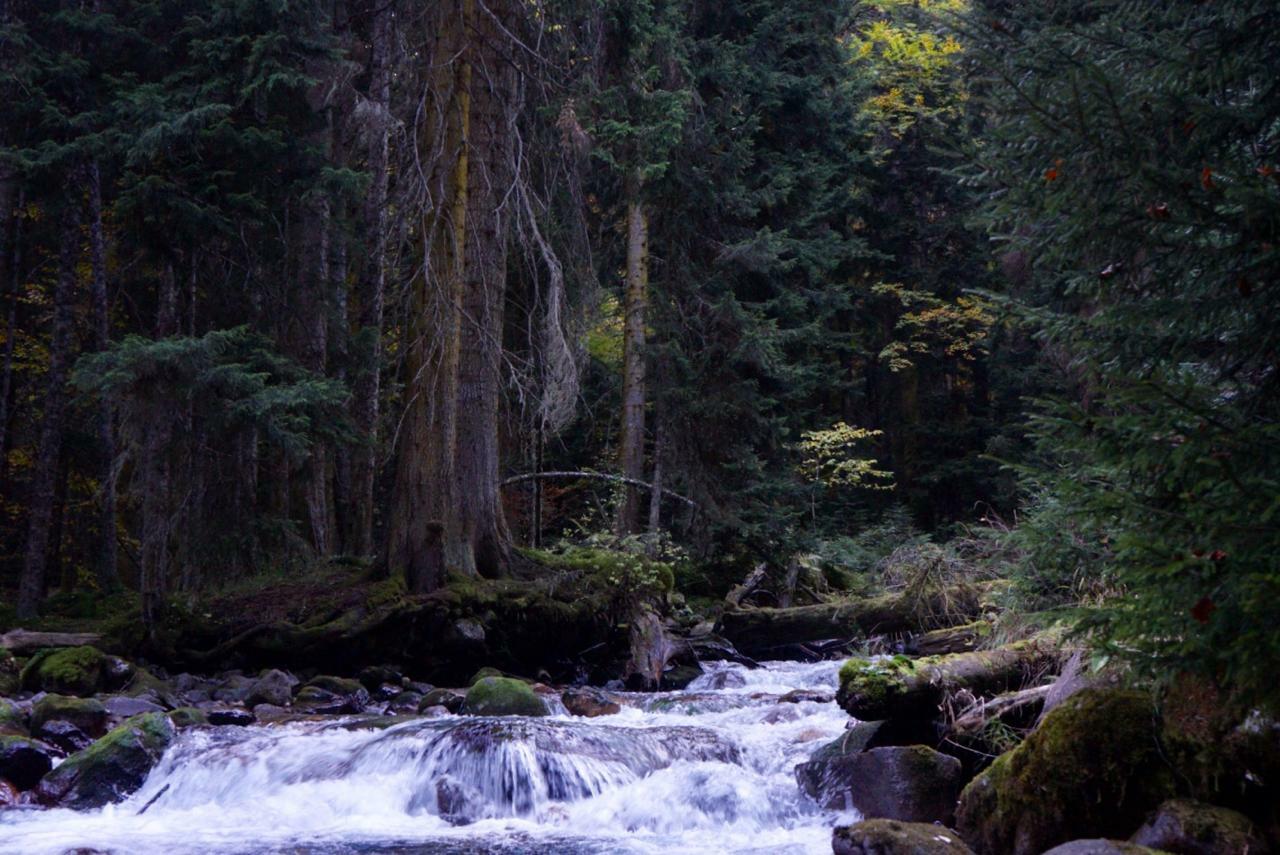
[0, 660, 859, 854]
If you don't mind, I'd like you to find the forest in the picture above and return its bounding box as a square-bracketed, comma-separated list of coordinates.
[0, 1, 1277, 854]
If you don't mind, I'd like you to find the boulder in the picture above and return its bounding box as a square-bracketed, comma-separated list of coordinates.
[244, 669, 297, 708]
[460, 677, 548, 717]
[419, 689, 465, 714]
[833, 819, 975, 854]
[1130, 798, 1270, 855]
[104, 696, 166, 722]
[35, 712, 176, 809]
[955, 689, 1176, 855]
[20, 646, 112, 696]
[297, 676, 369, 713]
[386, 691, 425, 714]
[31, 694, 108, 737]
[167, 707, 209, 728]
[1040, 843, 1165, 855]
[562, 687, 622, 718]
[0, 699, 27, 735]
[0, 734, 59, 790]
[798, 744, 963, 823]
[659, 664, 703, 691]
[252, 704, 293, 723]
[358, 665, 403, 692]
[468, 667, 504, 686]
[202, 705, 254, 726]
[35, 719, 93, 753]
[0, 647, 19, 696]
[779, 688, 833, 704]
[0, 778, 17, 807]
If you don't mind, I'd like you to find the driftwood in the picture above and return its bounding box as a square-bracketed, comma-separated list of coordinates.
[837, 642, 1057, 721]
[723, 563, 768, 610]
[0, 629, 102, 653]
[502, 470, 697, 507]
[718, 583, 989, 656]
[949, 683, 1052, 737]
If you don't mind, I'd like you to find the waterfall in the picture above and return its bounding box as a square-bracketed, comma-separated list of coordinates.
[0, 660, 859, 855]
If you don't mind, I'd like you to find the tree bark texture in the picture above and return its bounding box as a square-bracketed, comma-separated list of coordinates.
[18, 201, 80, 618]
[87, 161, 120, 591]
[616, 176, 649, 535]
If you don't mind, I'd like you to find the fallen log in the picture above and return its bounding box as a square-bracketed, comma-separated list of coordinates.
[949, 683, 1052, 737]
[905, 621, 992, 656]
[717, 583, 989, 656]
[837, 641, 1057, 721]
[0, 630, 102, 654]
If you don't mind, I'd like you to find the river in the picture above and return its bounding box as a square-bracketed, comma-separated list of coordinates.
[0, 659, 859, 854]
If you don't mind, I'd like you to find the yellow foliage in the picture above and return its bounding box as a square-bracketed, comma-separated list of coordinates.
[796, 422, 895, 490]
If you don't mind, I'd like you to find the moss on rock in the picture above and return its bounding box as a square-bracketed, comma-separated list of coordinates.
[31, 694, 108, 737]
[1130, 798, 1269, 854]
[167, 707, 209, 728]
[461, 676, 548, 717]
[955, 688, 1176, 855]
[20, 646, 110, 696]
[36, 712, 176, 809]
[468, 667, 504, 686]
[0, 698, 26, 735]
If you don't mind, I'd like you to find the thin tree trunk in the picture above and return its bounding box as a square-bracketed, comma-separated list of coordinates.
[0, 186, 22, 464]
[452, 0, 515, 578]
[140, 262, 179, 630]
[299, 192, 331, 556]
[388, 0, 474, 593]
[646, 416, 664, 549]
[348, 0, 393, 558]
[616, 174, 649, 535]
[17, 201, 80, 618]
[87, 162, 120, 591]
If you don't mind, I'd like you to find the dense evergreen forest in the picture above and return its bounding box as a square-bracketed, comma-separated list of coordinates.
[0, 1, 1278, 852]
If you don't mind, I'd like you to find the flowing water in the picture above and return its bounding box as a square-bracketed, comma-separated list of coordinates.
[0, 660, 860, 854]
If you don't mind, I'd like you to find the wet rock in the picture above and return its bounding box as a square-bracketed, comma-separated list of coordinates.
[779, 688, 833, 704]
[387, 691, 424, 714]
[419, 689, 465, 714]
[358, 665, 403, 692]
[200, 704, 255, 726]
[419, 705, 451, 717]
[0, 699, 27, 735]
[300, 676, 369, 712]
[20, 646, 112, 696]
[1040, 842, 1164, 855]
[562, 687, 622, 718]
[432, 774, 483, 825]
[252, 704, 293, 723]
[0, 648, 18, 696]
[244, 669, 296, 708]
[0, 734, 59, 789]
[798, 744, 963, 823]
[658, 664, 703, 691]
[35, 712, 176, 809]
[34, 719, 93, 754]
[31, 695, 108, 737]
[166, 707, 209, 728]
[833, 819, 975, 854]
[0, 778, 17, 807]
[461, 677, 548, 717]
[104, 696, 165, 722]
[956, 689, 1175, 855]
[700, 669, 746, 690]
[1130, 798, 1270, 855]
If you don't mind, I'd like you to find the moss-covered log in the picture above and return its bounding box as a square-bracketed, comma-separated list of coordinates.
[837, 642, 1056, 721]
[718, 584, 990, 656]
[906, 621, 991, 656]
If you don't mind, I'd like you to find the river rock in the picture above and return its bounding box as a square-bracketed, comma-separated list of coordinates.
[35, 719, 93, 753]
[358, 665, 403, 692]
[779, 688, 833, 704]
[299, 676, 369, 713]
[0, 699, 27, 735]
[387, 691, 424, 714]
[419, 689, 465, 714]
[798, 744, 963, 823]
[245, 669, 297, 707]
[468, 667, 504, 686]
[562, 687, 622, 718]
[252, 703, 293, 723]
[1040, 842, 1165, 855]
[36, 712, 176, 809]
[167, 707, 209, 728]
[833, 819, 975, 854]
[461, 677, 548, 717]
[1130, 798, 1270, 854]
[20, 646, 113, 696]
[105, 696, 166, 721]
[31, 694, 108, 737]
[0, 778, 17, 807]
[201, 704, 255, 726]
[956, 689, 1176, 855]
[0, 734, 59, 789]
[432, 774, 484, 825]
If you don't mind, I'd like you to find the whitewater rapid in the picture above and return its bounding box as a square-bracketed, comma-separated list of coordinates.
[0, 660, 859, 854]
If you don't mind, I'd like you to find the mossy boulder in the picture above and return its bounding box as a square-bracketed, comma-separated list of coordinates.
[798, 744, 963, 823]
[36, 712, 176, 809]
[245, 669, 297, 707]
[461, 676, 548, 717]
[1040, 843, 1167, 855]
[0, 734, 59, 790]
[20, 646, 111, 696]
[419, 688, 465, 713]
[167, 707, 209, 728]
[833, 819, 975, 854]
[31, 694, 108, 737]
[956, 688, 1176, 855]
[1131, 798, 1270, 855]
[0, 698, 27, 735]
[468, 667, 504, 686]
[0, 647, 19, 695]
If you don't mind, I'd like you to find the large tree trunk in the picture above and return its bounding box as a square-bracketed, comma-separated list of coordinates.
[347, 0, 393, 559]
[451, 0, 515, 578]
[87, 161, 120, 591]
[140, 262, 180, 630]
[616, 175, 649, 535]
[17, 201, 80, 619]
[0, 180, 17, 464]
[298, 191, 332, 556]
[387, 0, 474, 593]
